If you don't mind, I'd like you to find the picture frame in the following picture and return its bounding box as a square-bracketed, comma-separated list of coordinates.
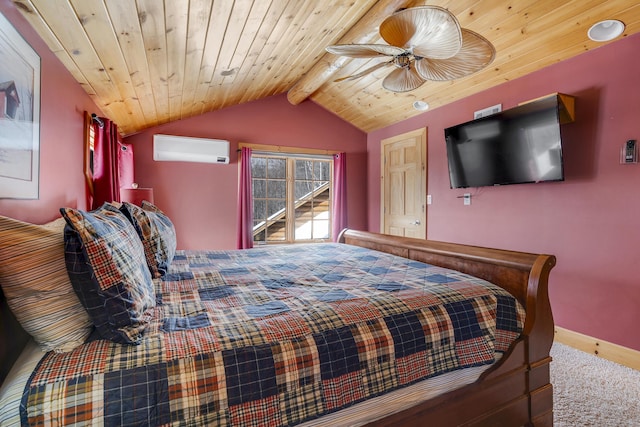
[0, 11, 40, 199]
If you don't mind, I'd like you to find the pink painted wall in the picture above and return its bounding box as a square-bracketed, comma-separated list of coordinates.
[0, 0, 100, 223]
[368, 33, 640, 351]
[125, 93, 367, 250]
[6, 0, 637, 352]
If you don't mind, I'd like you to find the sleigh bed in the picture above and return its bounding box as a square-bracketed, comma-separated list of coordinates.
[0, 204, 556, 427]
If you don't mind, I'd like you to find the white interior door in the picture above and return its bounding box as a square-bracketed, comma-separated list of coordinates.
[380, 128, 427, 238]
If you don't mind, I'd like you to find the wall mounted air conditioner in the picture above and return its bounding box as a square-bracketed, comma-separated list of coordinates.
[153, 134, 230, 164]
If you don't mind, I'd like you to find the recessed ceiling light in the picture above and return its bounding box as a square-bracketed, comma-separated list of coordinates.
[413, 100, 429, 111]
[588, 20, 625, 42]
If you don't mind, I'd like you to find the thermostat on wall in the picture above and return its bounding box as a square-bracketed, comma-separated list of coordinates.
[621, 139, 637, 164]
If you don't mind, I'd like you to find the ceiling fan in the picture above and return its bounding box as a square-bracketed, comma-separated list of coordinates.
[325, 6, 495, 92]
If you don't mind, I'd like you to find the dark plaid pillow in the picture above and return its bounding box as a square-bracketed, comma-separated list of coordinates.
[142, 201, 177, 270]
[120, 201, 177, 278]
[60, 203, 155, 344]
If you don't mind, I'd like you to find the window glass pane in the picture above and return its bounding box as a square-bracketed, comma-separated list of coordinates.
[295, 221, 312, 240]
[268, 158, 286, 179]
[313, 202, 329, 216]
[294, 181, 313, 200]
[294, 201, 313, 220]
[251, 157, 266, 178]
[315, 180, 329, 192]
[253, 228, 265, 243]
[267, 179, 286, 198]
[314, 161, 330, 180]
[314, 189, 330, 210]
[266, 221, 286, 241]
[87, 125, 95, 176]
[253, 199, 266, 221]
[252, 178, 266, 198]
[313, 220, 330, 239]
[295, 160, 313, 180]
[267, 199, 285, 218]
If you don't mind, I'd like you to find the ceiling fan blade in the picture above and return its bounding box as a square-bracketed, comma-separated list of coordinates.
[325, 44, 405, 58]
[415, 29, 496, 81]
[382, 65, 426, 93]
[380, 6, 462, 59]
[334, 61, 393, 82]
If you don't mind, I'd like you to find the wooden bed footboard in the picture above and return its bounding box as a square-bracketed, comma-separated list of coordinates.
[338, 229, 557, 427]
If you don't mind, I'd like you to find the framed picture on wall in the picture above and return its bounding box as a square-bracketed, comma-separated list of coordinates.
[0, 11, 40, 199]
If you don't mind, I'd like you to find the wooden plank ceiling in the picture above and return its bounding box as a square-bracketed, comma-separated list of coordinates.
[12, 0, 640, 136]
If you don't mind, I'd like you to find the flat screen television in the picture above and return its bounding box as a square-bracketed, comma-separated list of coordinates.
[444, 97, 564, 188]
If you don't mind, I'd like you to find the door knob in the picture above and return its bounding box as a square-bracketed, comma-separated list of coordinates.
[411, 220, 421, 225]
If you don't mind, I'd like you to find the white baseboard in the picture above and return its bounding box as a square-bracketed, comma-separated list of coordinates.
[554, 326, 640, 371]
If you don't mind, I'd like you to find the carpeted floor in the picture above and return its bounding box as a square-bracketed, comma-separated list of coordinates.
[550, 342, 640, 426]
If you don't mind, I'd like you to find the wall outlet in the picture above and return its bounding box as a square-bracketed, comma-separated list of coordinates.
[463, 193, 471, 206]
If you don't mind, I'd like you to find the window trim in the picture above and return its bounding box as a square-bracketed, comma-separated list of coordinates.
[240, 143, 338, 245]
[238, 142, 340, 157]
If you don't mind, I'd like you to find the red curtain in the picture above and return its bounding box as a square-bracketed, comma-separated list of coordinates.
[331, 152, 347, 241]
[92, 118, 129, 209]
[237, 147, 254, 249]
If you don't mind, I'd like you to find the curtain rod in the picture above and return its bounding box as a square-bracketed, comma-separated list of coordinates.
[91, 113, 104, 128]
[238, 148, 335, 160]
[238, 142, 339, 156]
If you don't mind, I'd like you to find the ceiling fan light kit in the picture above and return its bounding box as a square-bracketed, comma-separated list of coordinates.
[588, 19, 625, 42]
[325, 6, 495, 93]
[413, 100, 430, 111]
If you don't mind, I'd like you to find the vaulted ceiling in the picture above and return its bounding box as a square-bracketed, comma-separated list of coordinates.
[12, 0, 640, 136]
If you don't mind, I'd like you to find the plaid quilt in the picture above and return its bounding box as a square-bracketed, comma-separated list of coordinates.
[21, 243, 525, 426]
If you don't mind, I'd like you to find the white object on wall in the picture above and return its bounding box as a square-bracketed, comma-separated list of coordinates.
[474, 104, 502, 119]
[153, 134, 230, 164]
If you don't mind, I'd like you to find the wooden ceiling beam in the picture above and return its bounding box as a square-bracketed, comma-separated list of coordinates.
[286, 0, 417, 105]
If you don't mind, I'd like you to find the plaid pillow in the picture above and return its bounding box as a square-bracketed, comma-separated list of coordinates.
[60, 203, 155, 345]
[0, 216, 93, 352]
[119, 201, 177, 278]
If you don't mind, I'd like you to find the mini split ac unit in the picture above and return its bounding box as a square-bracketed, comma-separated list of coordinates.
[153, 134, 230, 164]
